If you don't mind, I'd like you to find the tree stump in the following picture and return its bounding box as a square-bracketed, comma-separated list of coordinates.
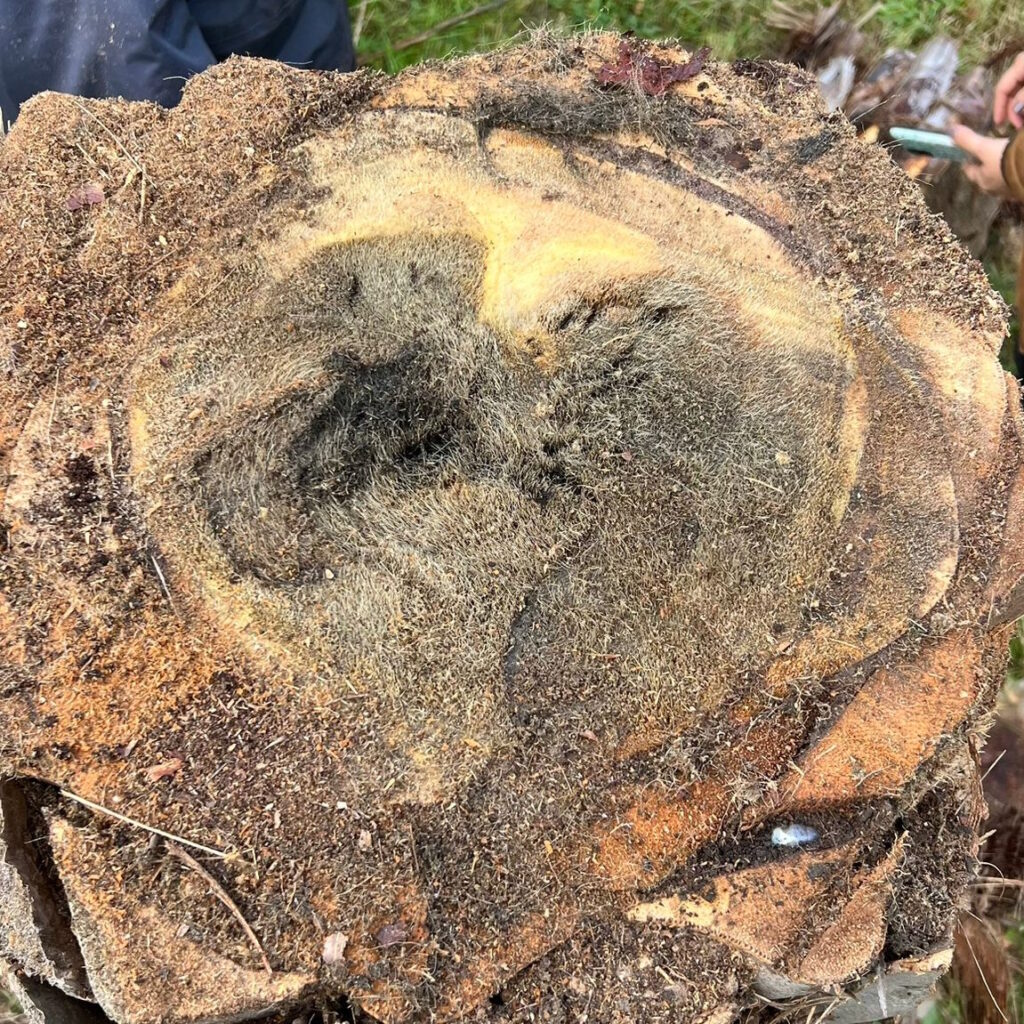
[0, 33, 1021, 1024]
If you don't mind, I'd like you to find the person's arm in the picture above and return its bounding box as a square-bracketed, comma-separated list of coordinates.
[946, 50, 1024, 203]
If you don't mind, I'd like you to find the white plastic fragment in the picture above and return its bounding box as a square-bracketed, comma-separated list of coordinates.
[322, 931, 348, 965]
[771, 823, 820, 848]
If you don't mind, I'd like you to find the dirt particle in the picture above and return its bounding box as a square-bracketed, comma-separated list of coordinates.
[66, 182, 104, 212]
[375, 922, 409, 948]
[794, 129, 838, 164]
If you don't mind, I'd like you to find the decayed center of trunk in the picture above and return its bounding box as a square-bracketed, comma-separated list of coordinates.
[127, 130, 868, 809]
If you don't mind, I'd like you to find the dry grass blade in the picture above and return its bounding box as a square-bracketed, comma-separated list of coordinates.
[149, 550, 178, 613]
[956, 914, 1011, 1024]
[59, 788, 228, 858]
[166, 842, 272, 976]
[70, 98, 146, 177]
[353, 0, 370, 46]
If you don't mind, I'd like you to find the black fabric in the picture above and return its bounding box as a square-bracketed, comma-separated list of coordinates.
[0, 0, 353, 125]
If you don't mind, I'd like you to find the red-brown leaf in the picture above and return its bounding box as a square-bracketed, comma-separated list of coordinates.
[596, 40, 635, 86]
[596, 43, 711, 97]
[144, 757, 183, 783]
[669, 46, 711, 86]
[66, 182, 105, 212]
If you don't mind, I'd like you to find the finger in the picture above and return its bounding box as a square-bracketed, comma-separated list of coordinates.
[995, 91, 1007, 127]
[1011, 86, 1024, 130]
[994, 53, 1024, 124]
[952, 125, 984, 158]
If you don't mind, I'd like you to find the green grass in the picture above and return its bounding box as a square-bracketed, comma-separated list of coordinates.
[983, 248, 1023, 376]
[0, 987, 23, 1024]
[356, 0, 1024, 73]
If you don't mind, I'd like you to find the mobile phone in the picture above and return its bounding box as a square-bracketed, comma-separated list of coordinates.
[889, 127, 970, 163]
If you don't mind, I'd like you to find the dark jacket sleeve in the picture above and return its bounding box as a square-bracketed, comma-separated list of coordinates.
[0, 0, 354, 124]
[0, 0, 216, 120]
[191, 0, 354, 71]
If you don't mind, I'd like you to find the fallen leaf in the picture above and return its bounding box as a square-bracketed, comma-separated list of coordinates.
[671, 46, 712, 86]
[597, 42, 711, 97]
[375, 922, 409, 948]
[66, 182, 105, 212]
[144, 757, 183, 783]
[322, 931, 348, 965]
[357, 829, 373, 852]
[595, 40, 635, 87]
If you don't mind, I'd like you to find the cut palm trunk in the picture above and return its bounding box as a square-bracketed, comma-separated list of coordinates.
[0, 33, 1022, 1024]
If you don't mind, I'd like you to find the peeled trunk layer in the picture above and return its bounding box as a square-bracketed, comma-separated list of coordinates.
[0, 33, 1021, 1024]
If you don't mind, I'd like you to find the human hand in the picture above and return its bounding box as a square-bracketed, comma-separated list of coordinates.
[995, 52, 1024, 128]
[951, 125, 1011, 197]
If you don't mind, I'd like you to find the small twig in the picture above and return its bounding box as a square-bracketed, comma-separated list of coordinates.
[166, 841, 272, 976]
[981, 747, 1007, 782]
[46, 368, 60, 445]
[810, 999, 842, 1024]
[745, 475, 784, 494]
[352, 0, 370, 46]
[72, 97, 154, 221]
[106, 433, 116, 485]
[149, 550, 177, 614]
[360, 0, 511, 62]
[71, 98, 146, 176]
[59, 788, 228, 859]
